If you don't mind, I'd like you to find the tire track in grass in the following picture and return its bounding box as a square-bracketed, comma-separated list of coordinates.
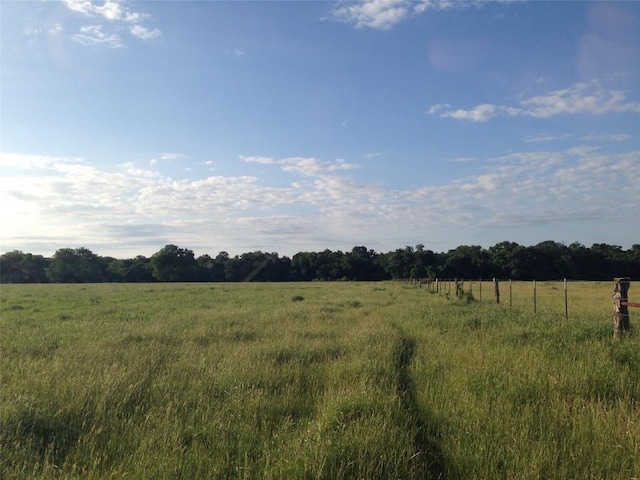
[393, 325, 450, 480]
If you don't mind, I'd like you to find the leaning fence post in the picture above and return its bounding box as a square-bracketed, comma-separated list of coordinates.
[613, 277, 631, 338]
[493, 278, 500, 304]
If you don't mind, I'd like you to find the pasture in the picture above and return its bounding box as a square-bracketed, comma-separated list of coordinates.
[1, 281, 638, 479]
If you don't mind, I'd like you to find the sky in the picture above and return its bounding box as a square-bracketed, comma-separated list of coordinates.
[1, 0, 639, 259]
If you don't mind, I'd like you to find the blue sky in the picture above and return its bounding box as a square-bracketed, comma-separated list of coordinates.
[1, 0, 639, 258]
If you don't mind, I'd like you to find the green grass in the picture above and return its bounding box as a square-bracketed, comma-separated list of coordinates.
[1, 282, 638, 479]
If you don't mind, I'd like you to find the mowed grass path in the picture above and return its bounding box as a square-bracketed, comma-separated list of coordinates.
[1, 282, 638, 479]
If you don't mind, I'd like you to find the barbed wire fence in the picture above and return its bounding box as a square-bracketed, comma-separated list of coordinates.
[402, 276, 635, 336]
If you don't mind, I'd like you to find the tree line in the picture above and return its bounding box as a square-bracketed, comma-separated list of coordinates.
[1, 241, 639, 284]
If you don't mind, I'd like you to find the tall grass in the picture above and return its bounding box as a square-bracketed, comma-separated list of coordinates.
[1, 282, 638, 478]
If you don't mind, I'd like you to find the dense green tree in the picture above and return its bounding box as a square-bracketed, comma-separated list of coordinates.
[488, 242, 525, 278]
[0, 251, 49, 283]
[589, 243, 626, 280]
[342, 246, 383, 281]
[45, 247, 106, 283]
[317, 250, 346, 280]
[290, 252, 317, 281]
[381, 246, 415, 279]
[207, 252, 229, 281]
[442, 245, 492, 279]
[196, 254, 219, 281]
[290, 250, 348, 281]
[149, 244, 198, 282]
[565, 242, 594, 279]
[220, 251, 290, 282]
[4, 240, 640, 283]
[527, 241, 569, 279]
[106, 256, 155, 282]
[413, 244, 438, 279]
[626, 244, 640, 279]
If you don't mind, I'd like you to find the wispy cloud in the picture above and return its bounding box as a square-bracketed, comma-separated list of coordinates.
[2, 144, 638, 256]
[524, 133, 573, 143]
[224, 48, 245, 57]
[331, 0, 500, 30]
[429, 78, 640, 122]
[64, 0, 148, 23]
[240, 155, 359, 176]
[428, 103, 497, 122]
[0, 153, 83, 169]
[64, 0, 161, 47]
[48, 23, 64, 35]
[331, 0, 410, 30]
[446, 157, 475, 163]
[517, 80, 640, 117]
[160, 153, 189, 161]
[130, 25, 161, 41]
[71, 24, 124, 48]
[239, 155, 275, 165]
[580, 133, 630, 142]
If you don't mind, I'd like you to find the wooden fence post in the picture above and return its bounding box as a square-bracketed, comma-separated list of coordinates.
[509, 279, 513, 309]
[493, 278, 500, 304]
[564, 278, 568, 320]
[613, 277, 631, 338]
[533, 280, 537, 314]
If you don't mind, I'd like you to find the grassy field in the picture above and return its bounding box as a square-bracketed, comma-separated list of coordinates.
[1, 281, 638, 479]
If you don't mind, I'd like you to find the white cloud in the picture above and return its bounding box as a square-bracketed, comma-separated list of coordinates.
[130, 25, 162, 41]
[0, 153, 83, 169]
[160, 153, 189, 161]
[327, 159, 359, 171]
[48, 23, 64, 35]
[331, 0, 410, 30]
[241, 155, 359, 176]
[429, 78, 640, 122]
[525, 133, 572, 143]
[426, 104, 449, 115]
[581, 133, 630, 142]
[63, 0, 161, 47]
[331, 0, 500, 29]
[519, 81, 640, 117]
[63, 0, 95, 17]
[71, 24, 124, 48]
[64, 0, 148, 23]
[94, 1, 124, 21]
[240, 155, 275, 165]
[2, 145, 638, 257]
[439, 103, 498, 122]
[280, 157, 327, 176]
